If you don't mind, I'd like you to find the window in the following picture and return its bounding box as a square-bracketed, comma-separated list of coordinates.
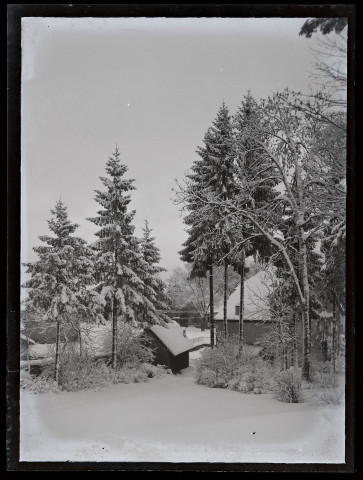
[235, 305, 240, 316]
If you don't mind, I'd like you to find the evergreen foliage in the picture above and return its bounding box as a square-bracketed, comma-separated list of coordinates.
[87, 147, 168, 330]
[139, 219, 170, 324]
[22, 199, 102, 380]
[22, 199, 102, 324]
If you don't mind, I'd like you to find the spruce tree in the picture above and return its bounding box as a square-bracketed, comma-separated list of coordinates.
[22, 200, 99, 382]
[232, 92, 277, 346]
[139, 219, 170, 325]
[179, 101, 235, 340]
[88, 147, 166, 368]
[207, 103, 236, 337]
[179, 128, 218, 341]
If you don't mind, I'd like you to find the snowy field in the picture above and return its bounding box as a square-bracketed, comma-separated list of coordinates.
[20, 349, 345, 464]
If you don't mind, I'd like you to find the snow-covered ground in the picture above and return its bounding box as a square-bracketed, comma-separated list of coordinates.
[20, 350, 345, 464]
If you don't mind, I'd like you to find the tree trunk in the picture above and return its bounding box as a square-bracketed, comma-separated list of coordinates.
[209, 265, 215, 348]
[112, 296, 118, 369]
[201, 315, 206, 331]
[27, 337, 31, 373]
[291, 310, 298, 368]
[332, 294, 337, 374]
[54, 320, 61, 384]
[296, 220, 311, 382]
[239, 253, 245, 350]
[283, 323, 288, 370]
[223, 259, 228, 337]
[78, 325, 82, 358]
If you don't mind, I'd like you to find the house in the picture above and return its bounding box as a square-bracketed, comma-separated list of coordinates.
[160, 303, 203, 328]
[214, 269, 276, 345]
[214, 268, 346, 364]
[145, 323, 194, 373]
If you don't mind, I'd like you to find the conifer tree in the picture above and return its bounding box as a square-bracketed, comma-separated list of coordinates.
[207, 103, 236, 337]
[139, 219, 170, 325]
[178, 102, 235, 340]
[179, 128, 219, 341]
[88, 147, 166, 368]
[22, 200, 100, 383]
[232, 92, 277, 347]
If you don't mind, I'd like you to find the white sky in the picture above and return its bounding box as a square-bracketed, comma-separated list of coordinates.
[21, 17, 322, 281]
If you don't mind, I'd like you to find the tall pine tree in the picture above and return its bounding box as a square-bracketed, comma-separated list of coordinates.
[179, 128, 219, 342]
[206, 103, 235, 337]
[139, 219, 170, 325]
[232, 91, 277, 347]
[179, 102, 235, 340]
[87, 147, 166, 368]
[22, 200, 100, 382]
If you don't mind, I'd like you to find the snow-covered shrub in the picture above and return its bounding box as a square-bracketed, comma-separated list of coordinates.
[20, 370, 60, 394]
[311, 360, 341, 389]
[140, 362, 167, 379]
[196, 368, 219, 388]
[195, 335, 240, 387]
[61, 359, 112, 391]
[313, 388, 344, 406]
[273, 367, 302, 403]
[227, 373, 254, 393]
[110, 364, 149, 384]
[103, 323, 155, 368]
[195, 336, 276, 392]
[41, 343, 112, 391]
[335, 355, 345, 374]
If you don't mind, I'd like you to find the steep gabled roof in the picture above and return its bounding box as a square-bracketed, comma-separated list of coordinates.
[149, 324, 194, 356]
[215, 268, 275, 321]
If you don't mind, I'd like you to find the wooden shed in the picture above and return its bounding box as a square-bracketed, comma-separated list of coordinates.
[146, 324, 194, 373]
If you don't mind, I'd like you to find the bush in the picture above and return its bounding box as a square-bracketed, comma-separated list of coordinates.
[41, 344, 112, 391]
[36, 341, 164, 392]
[335, 355, 345, 374]
[196, 368, 219, 388]
[311, 360, 341, 389]
[273, 367, 302, 403]
[140, 362, 168, 379]
[313, 388, 344, 406]
[195, 336, 276, 393]
[110, 364, 149, 384]
[103, 323, 155, 368]
[20, 370, 61, 394]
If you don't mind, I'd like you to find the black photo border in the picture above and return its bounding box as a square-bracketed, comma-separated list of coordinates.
[7, 3, 356, 473]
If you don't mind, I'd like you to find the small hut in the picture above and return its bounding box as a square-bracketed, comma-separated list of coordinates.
[146, 324, 194, 373]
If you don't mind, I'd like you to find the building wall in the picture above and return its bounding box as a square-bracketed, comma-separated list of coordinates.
[215, 319, 275, 345]
[146, 331, 190, 373]
[170, 351, 189, 373]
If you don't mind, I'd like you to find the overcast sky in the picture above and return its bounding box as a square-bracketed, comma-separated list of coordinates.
[21, 17, 322, 280]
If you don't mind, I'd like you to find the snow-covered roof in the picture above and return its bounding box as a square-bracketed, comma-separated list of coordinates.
[215, 268, 275, 321]
[20, 333, 36, 344]
[149, 324, 194, 356]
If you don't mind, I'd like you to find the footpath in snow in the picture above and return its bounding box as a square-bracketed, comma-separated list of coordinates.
[20, 348, 345, 464]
